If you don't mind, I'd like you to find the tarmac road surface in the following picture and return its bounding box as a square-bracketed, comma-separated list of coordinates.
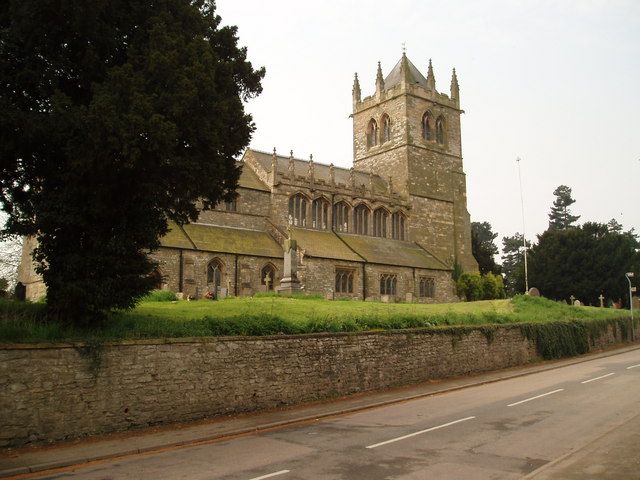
[5, 347, 640, 479]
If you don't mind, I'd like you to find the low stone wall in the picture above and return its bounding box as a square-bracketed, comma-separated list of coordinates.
[0, 321, 635, 447]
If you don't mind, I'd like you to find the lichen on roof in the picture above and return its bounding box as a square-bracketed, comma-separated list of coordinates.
[337, 233, 449, 270]
[290, 228, 363, 262]
[161, 222, 282, 258]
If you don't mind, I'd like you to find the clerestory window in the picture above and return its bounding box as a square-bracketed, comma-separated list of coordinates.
[288, 194, 307, 227]
[373, 208, 388, 238]
[354, 204, 370, 235]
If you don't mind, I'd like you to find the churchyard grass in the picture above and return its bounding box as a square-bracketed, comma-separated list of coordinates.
[0, 295, 631, 343]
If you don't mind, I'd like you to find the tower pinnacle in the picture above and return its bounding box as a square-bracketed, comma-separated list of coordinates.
[450, 68, 460, 104]
[375, 61, 385, 94]
[352, 73, 361, 105]
[426, 58, 436, 91]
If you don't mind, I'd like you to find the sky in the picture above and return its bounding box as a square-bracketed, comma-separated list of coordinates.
[216, 0, 640, 247]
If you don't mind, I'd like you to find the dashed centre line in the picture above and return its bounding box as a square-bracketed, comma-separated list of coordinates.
[627, 364, 640, 370]
[246, 470, 290, 480]
[507, 389, 564, 407]
[581, 372, 615, 384]
[365, 416, 476, 449]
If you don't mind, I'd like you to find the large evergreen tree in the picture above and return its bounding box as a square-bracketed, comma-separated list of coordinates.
[529, 222, 639, 306]
[501, 233, 529, 296]
[548, 185, 580, 230]
[471, 221, 501, 275]
[0, 0, 264, 322]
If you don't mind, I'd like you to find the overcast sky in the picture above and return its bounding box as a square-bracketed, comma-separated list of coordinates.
[217, 0, 640, 247]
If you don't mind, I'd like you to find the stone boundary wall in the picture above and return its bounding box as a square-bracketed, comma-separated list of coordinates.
[0, 322, 636, 447]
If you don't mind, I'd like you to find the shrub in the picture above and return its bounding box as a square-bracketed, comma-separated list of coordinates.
[457, 272, 483, 301]
[142, 290, 177, 302]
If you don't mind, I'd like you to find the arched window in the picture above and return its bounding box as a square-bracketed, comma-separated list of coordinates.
[335, 268, 354, 294]
[366, 118, 378, 148]
[381, 114, 391, 143]
[436, 116, 445, 145]
[392, 211, 406, 240]
[288, 194, 307, 227]
[312, 197, 329, 230]
[333, 201, 350, 232]
[354, 204, 370, 235]
[422, 112, 432, 141]
[373, 208, 388, 237]
[380, 274, 397, 295]
[207, 258, 223, 293]
[261, 264, 276, 291]
[419, 277, 435, 298]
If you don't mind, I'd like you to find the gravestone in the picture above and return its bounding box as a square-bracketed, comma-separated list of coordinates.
[599, 294, 605, 308]
[218, 287, 227, 299]
[574, 299, 581, 307]
[570, 295, 575, 304]
[527, 287, 540, 297]
[325, 290, 334, 300]
[405, 292, 414, 303]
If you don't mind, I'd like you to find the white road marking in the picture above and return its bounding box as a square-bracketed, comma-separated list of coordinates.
[581, 372, 615, 384]
[365, 416, 476, 449]
[627, 364, 640, 370]
[247, 470, 290, 480]
[507, 389, 564, 407]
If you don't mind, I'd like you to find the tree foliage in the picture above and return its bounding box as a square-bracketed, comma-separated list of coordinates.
[471, 221, 501, 275]
[456, 272, 505, 301]
[548, 185, 580, 230]
[0, 0, 264, 322]
[501, 233, 530, 296]
[529, 222, 639, 306]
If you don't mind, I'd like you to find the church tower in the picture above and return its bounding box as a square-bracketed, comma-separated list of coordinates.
[352, 54, 477, 271]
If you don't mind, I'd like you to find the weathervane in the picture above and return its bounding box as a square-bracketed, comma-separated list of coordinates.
[401, 42, 406, 54]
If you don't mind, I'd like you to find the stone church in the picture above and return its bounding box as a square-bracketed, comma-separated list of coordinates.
[19, 54, 478, 302]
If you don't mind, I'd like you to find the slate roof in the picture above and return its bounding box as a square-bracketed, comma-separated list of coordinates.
[247, 149, 389, 193]
[337, 233, 449, 270]
[290, 228, 363, 262]
[161, 222, 282, 258]
[383, 55, 429, 90]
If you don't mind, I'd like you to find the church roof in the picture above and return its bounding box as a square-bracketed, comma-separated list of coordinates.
[237, 161, 269, 191]
[290, 228, 363, 262]
[247, 149, 389, 193]
[337, 233, 449, 270]
[383, 55, 429, 90]
[161, 222, 283, 258]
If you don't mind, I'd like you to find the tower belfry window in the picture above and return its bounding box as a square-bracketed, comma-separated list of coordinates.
[381, 114, 391, 143]
[422, 112, 432, 141]
[436, 116, 445, 145]
[366, 119, 378, 148]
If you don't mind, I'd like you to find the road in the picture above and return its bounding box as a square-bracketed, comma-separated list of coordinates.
[22, 348, 640, 479]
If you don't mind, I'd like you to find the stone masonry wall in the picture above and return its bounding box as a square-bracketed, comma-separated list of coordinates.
[2, 321, 636, 448]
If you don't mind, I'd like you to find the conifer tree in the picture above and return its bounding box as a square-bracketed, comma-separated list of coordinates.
[548, 185, 580, 230]
[0, 0, 264, 322]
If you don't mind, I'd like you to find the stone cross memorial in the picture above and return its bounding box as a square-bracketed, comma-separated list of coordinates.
[599, 294, 605, 308]
[278, 237, 301, 294]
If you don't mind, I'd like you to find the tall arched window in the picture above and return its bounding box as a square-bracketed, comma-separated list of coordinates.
[354, 204, 370, 235]
[288, 194, 307, 227]
[436, 116, 445, 145]
[373, 208, 388, 237]
[422, 112, 432, 141]
[366, 118, 378, 148]
[207, 258, 223, 293]
[333, 201, 350, 232]
[261, 264, 276, 291]
[381, 114, 391, 143]
[392, 211, 406, 240]
[312, 197, 329, 230]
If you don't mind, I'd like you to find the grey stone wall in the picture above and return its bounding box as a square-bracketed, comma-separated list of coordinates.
[1, 321, 635, 448]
